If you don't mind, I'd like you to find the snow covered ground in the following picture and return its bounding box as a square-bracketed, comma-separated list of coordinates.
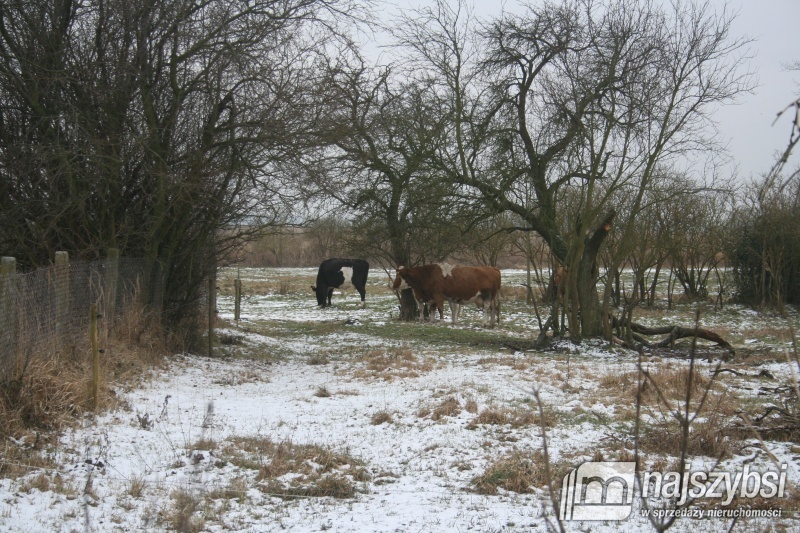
[1, 268, 798, 532]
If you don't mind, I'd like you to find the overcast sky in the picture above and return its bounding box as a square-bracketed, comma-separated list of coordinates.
[375, 0, 800, 182]
[716, 0, 799, 180]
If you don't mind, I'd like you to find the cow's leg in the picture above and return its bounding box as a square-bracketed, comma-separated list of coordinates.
[481, 294, 491, 327]
[326, 287, 334, 307]
[357, 285, 366, 308]
[448, 300, 458, 323]
[431, 296, 444, 321]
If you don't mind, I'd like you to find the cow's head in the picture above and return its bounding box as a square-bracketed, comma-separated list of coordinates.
[311, 285, 325, 306]
[390, 266, 410, 291]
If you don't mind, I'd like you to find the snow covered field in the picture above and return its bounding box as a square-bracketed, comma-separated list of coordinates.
[1, 268, 798, 532]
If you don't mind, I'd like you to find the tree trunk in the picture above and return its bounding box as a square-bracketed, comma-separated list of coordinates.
[399, 288, 418, 321]
[577, 211, 616, 337]
[648, 261, 663, 307]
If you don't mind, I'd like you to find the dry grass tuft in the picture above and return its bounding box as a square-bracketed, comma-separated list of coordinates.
[206, 476, 250, 502]
[467, 406, 539, 429]
[128, 475, 147, 498]
[211, 369, 264, 386]
[641, 366, 715, 403]
[166, 489, 205, 533]
[370, 411, 393, 425]
[352, 345, 433, 381]
[218, 333, 243, 346]
[465, 399, 478, 414]
[598, 371, 638, 391]
[192, 437, 218, 451]
[596, 365, 719, 408]
[0, 433, 59, 481]
[313, 386, 332, 398]
[639, 411, 733, 458]
[471, 450, 550, 495]
[636, 375, 741, 458]
[1, 292, 165, 462]
[307, 354, 329, 365]
[476, 356, 529, 370]
[222, 436, 370, 499]
[430, 397, 461, 421]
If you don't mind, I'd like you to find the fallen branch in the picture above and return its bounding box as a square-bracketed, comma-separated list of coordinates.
[611, 316, 734, 355]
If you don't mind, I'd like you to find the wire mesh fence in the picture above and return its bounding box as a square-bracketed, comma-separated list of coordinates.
[0, 254, 178, 381]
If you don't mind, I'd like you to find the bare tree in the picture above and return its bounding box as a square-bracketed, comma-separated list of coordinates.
[396, 0, 753, 339]
[666, 189, 731, 301]
[0, 0, 357, 338]
[315, 57, 461, 318]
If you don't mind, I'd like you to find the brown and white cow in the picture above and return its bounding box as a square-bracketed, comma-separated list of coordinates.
[391, 263, 449, 322]
[391, 263, 501, 326]
[445, 265, 501, 326]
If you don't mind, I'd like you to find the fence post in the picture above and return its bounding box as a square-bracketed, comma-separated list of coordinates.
[54, 251, 70, 342]
[210, 258, 217, 315]
[90, 302, 99, 410]
[234, 277, 241, 322]
[104, 248, 119, 328]
[1, 257, 17, 368]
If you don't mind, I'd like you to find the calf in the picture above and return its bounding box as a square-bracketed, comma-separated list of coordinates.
[311, 258, 369, 308]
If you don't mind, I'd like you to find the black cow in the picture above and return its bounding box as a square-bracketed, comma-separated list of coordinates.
[311, 259, 369, 308]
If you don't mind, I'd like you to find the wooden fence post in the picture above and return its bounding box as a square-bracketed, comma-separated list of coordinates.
[234, 277, 241, 322]
[54, 251, 70, 342]
[90, 303, 99, 410]
[1, 257, 17, 367]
